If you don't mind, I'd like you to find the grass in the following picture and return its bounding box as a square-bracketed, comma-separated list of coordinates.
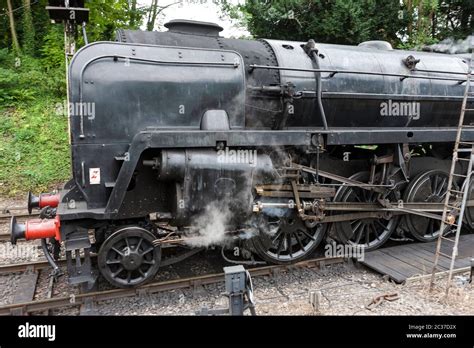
[0, 100, 71, 196]
[0, 50, 70, 197]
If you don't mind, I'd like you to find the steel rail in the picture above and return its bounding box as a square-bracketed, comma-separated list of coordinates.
[0, 249, 201, 273]
[0, 212, 38, 221]
[0, 259, 67, 274]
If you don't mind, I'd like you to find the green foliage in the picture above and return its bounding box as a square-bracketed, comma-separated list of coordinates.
[21, 0, 35, 55]
[0, 48, 64, 106]
[40, 26, 65, 71]
[222, 0, 473, 48]
[0, 48, 67, 195]
[437, 0, 474, 40]
[85, 0, 144, 42]
[0, 99, 70, 196]
[223, 0, 405, 45]
[0, 0, 149, 196]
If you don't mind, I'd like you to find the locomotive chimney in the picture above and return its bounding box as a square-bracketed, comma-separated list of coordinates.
[164, 19, 223, 37]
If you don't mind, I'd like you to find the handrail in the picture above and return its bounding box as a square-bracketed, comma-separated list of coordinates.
[249, 64, 468, 83]
[411, 68, 470, 76]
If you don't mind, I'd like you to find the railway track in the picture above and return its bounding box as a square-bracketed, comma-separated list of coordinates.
[0, 212, 37, 221]
[0, 256, 344, 315]
[0, 259, 66, 274]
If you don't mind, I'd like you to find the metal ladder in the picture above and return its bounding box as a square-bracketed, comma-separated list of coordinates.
[429, 41, 474, 295]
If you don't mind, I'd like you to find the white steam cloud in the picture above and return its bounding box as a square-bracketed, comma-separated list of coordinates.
[423, 36, 473, 54]
[184, 201, 233, 248]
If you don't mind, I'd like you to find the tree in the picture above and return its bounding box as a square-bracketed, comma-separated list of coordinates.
[145, 0, 178, 31]
[400, 0, 439, 47]
[21, 0, 35, 55]
[6, 0, 20, 52]
[399, 0, 472, 48]
[85, 0, 145, 41]
[128, 0, 140, 27]
[437, 0, 474, 40]
[222, 0, 406, 46]
[222, 0, 472, 49]
[146, 0, 159, 31]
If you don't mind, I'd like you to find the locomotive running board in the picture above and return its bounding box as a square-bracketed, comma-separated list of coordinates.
[321, 127, 474, 145]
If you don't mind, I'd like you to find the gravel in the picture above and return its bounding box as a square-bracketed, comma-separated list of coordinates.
[91, 262, 473, 316]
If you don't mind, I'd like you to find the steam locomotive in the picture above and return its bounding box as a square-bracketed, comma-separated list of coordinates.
[10, 19, 473, 288]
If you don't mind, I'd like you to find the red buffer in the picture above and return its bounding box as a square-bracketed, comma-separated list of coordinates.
[10, 216, 61, 245]
[27, 191, 60, 214]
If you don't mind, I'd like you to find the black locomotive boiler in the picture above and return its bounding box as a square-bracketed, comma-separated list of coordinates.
[10, 19, 474, 288]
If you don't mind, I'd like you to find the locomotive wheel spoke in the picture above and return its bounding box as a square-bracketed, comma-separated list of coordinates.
[287, 234, 293, 258]
[111, 247, 124, 257]
[271, 230, 284, 245]
[300, 229, 316, 241]
[354, 225, 364, 244]
[371, 222, 381, 241]
[276, 237, 284, 258]
[140, 247, 154, 256]
[436, 178, 447, 196]
[294, 231, 305, 251]
[430, 175, 438, 195]
[106, 259, 121, 265]
[351, 220, 363, 229]
[112, 266, 124, 278]
[375, 219, 387, 230]
[136, 238, 143, 251]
